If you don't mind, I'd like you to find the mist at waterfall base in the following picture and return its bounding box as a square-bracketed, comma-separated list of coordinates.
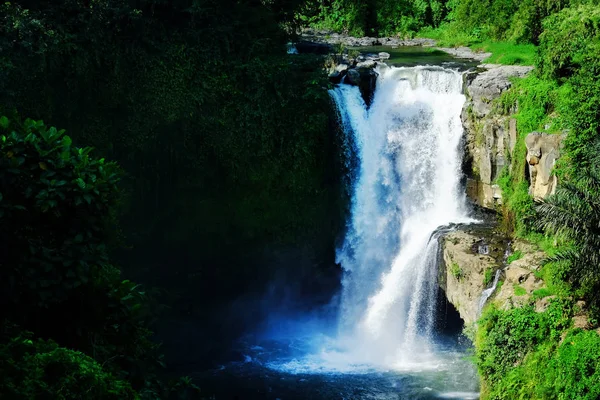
[192, 65, 480, 399]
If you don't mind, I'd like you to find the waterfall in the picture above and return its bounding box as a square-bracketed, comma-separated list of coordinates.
[332, 65, 472, 367]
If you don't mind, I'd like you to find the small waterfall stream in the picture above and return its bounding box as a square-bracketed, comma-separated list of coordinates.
[478, 242, 512, 314]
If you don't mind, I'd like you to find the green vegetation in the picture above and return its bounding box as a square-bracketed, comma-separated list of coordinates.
[3, 0, 600, 397]
[477, 300, 600, 399]
[536, 151, 600, 312]
[484, 268, 494, 286]
[300, 0, 449, 36]
[471, 42, 536, 65]
[506, 250, 523, 264]
[0, 0, 341, 397]
[513, 285, 527, 296]
[532, 288, 553, 300]
[450, 262, 464, 280]
[0, 117, 199, 397]
[0, 0, 341, 309]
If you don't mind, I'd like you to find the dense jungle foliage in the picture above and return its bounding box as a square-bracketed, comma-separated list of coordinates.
[0, 0, 345, 397]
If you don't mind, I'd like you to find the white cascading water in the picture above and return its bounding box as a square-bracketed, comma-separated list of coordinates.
[332, 65, 473, 368]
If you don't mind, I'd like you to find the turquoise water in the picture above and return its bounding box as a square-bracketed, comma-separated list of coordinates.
[191, 334, 479, 400]
[352, 46, 478, 69]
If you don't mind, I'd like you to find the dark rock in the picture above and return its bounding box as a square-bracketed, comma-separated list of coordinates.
[344, 67, 378, 107]
[294, 41, 333, 55]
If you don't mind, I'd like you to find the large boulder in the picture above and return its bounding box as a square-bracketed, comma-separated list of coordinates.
[440, 226, 509, 324]
[467, 65, 534, 117]
[294, 41, 333, 55]
[344, 67, 378, 107]
[328, 63, 350, 84]
[525, 131, 565, 199]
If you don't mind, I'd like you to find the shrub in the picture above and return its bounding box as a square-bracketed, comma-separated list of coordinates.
[451, 262, 464, 280]
[0, 331, 137, 399]
[0, 116, 122, 310]
[476, 299, 572, 383]
[538, 5, 600, 80]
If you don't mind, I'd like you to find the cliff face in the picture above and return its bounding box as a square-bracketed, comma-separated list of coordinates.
[441, 64, 563, 324]
[461, 64, 533, 209]
[439, 60, 579, 327]
[440, 227, 550, 324]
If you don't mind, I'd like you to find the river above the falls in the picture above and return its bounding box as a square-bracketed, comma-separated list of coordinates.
[349, 46, 479, 69]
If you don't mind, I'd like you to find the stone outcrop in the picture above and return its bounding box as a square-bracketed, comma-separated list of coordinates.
[467, 65, 533, 117]
[325, 52, 379, 106]
[525, 131, 565, 199]
[462, 65, 534, 209]
[440, 226, 550, 324]
[440, 225, 509, 324]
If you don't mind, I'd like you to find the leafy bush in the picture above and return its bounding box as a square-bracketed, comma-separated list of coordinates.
[484, 268, 494, 286]
[476, 299, 572, 384]
[536, 151, 600, 310]
[450, 262, 464, 280]
[0, 116, 200, 397]
[448, 0, 578, 43]
[0, 332, 138, 399]
[480, 326, 600, 400]
[537, 5, 600, 80]
[302, 0, 450, 37]
[0, 116, 121, 309]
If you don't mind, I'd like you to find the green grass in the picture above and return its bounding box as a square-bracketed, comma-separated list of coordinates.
[418, 24, 537, 66]
[507, 250, 523, 264]
[451, 262, 464, 280]
[418, 24, 479, 47]
[532, 288, 553, 300]
[471, 41, 537, 65]
[484, 268, 494, 286]
[514, 285, 527, 296]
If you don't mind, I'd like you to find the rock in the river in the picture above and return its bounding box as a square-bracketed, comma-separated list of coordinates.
[345, 69, 361, 86]
[437, 47, 491, 62]
[378, 52, 391, 60]
[294, 41, 333, 54]
[356, 60, 377, 69]
[344, 67, 378, 107]
[525, 131, 565, 199]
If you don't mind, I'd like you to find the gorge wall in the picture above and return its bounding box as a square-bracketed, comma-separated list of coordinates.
[441, 62, 563, 324]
